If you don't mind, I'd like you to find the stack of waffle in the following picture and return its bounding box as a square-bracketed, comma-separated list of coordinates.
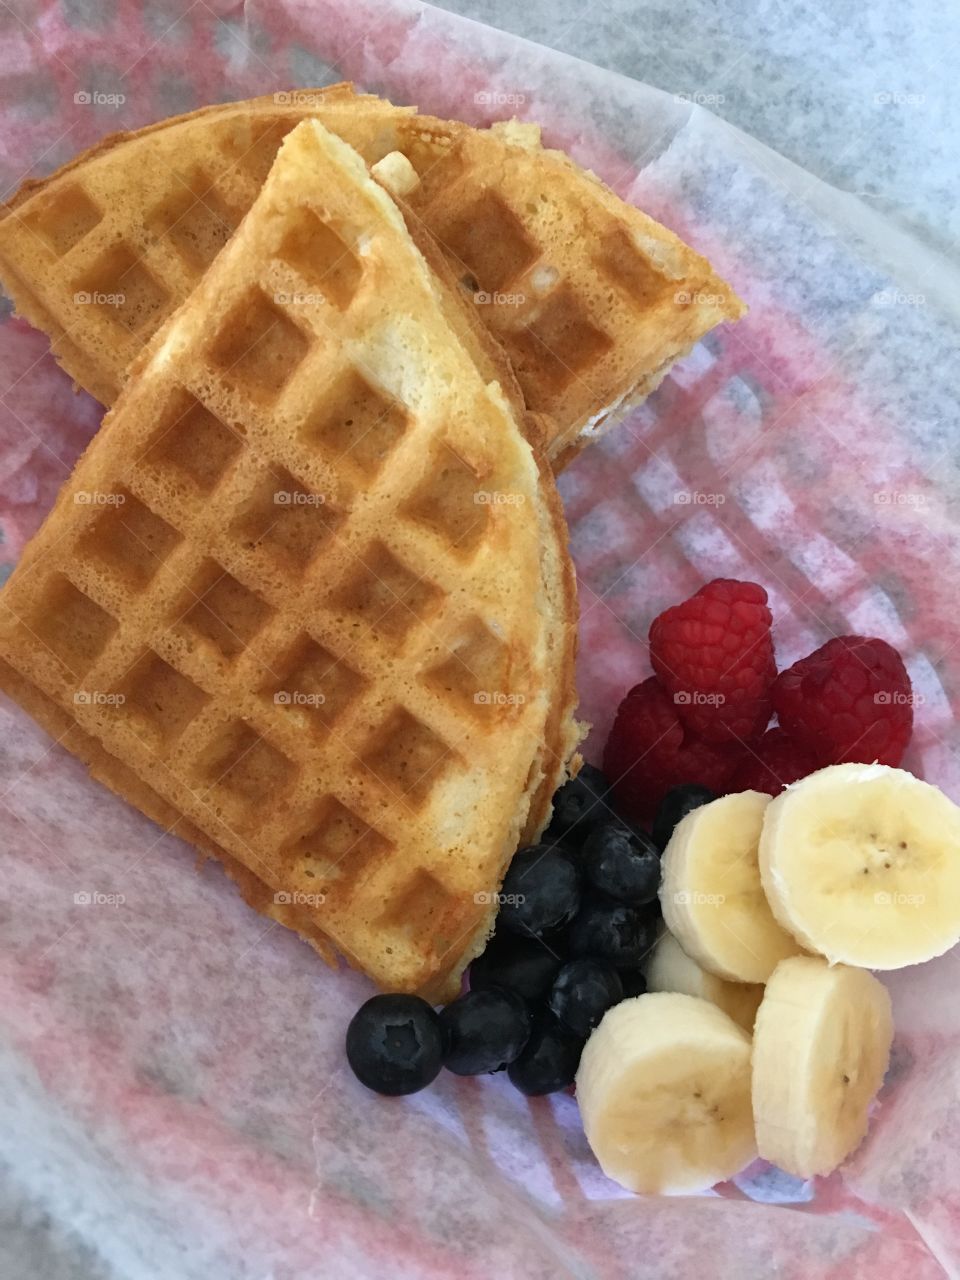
[0, 89, 743, 996]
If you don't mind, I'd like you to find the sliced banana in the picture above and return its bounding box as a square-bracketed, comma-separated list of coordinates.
[645, 930, 764, 1032]
[752, 955, 893, 1178]
[660, 790, 802, 983]
[576, 993, 757, 1194]
[759, 763, 960, 968]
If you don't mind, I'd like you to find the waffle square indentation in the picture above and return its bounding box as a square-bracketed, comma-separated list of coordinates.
[279, 209, 362, 310]
[76, 489, 181, 590]
[594, 227, 673, 307]
[144, 389, 244, 494]
[25, 183, 103, 256]
[72, 242, 170, 335]
[330, 542, 442, 644]
[231, 466, 341, 577]
[424, 617, 514, 718]
[178, 560, 273, 662]
[25, 575, 117, 675]
[114, 650, 209, 745]
[200, 719, 296, 809]
[508, 285, 613, 394]
[262, 634, 365, 737]
[208, 288, 309, 401]
[301, 367, 409, 480]
[282, 797, 393, 891]
[401, 442, 490, 556]
[361, 708, 455, 807]
[146, 169, 242, 269]
[439, 192, 539, 292]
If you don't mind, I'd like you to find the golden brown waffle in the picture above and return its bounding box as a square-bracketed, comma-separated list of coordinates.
[0, 119, 581, 999]
[0, 86, 744, 464]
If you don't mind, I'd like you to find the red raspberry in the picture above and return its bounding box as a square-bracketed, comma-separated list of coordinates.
[649, 579, 776, 744]
[603, 677, 741, 821]
[772, 636, 913, 767]
[728, 728, 818, 796]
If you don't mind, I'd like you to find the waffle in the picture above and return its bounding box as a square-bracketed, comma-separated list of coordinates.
[0, 85, 744, 464]
[0, 119, 581, 1000]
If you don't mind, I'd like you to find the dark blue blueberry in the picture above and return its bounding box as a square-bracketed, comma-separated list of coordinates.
[652, 784, 716, 850]
[567, 893, 658, 969]
[543, 764, 612, 847]
[346, 994, 443, 1096]
[470, 933, 562, 1002]
[507, 1012, 585, 1095]
[499, 845, 581, 937]
[548, 959, 623, 1038]
[582, 822, 661, 904]
[439, 987, 532, 1075]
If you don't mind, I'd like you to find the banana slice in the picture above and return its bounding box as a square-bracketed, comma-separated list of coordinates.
[759, 763, 960, 968]
[752, 955, 893, 1178]
[646, 930, 764, 1032]
[660, 790, 802, 983]
[576, 993, 757, 1194]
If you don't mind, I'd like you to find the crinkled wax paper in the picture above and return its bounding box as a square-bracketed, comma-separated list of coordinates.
[1, 1, 959, 1276]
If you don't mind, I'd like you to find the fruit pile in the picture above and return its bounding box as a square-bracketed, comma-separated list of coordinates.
[344, 579, 955, 1197]
[346, 765, 696, 1098]
[605, 578, 915, 819]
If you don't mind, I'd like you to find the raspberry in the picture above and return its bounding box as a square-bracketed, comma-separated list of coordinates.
[649, 579, 776, 744]
[728, 728, 818, 796]
[772, 636, 913, 767]
[602, 677, 741, 821]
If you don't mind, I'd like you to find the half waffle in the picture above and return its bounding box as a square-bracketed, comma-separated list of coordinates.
[0, 119, 581, 999]
[0, 85, 745, 464]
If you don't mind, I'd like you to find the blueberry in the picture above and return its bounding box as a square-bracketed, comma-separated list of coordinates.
[652, 784, 716, 850]
[548, 959, 623, 1038]
[567, 893, 658, 968]
[543, 764, 612, 847]
[499, 845, 581, 937]
[618, 968, 649, 999]
[507, 1012, 585, 1096]
[470, 933, 562, 1002]
[582, 822, 661, 904]
[439, 987, 531, 1074]
[346, 994, 444, 1096]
